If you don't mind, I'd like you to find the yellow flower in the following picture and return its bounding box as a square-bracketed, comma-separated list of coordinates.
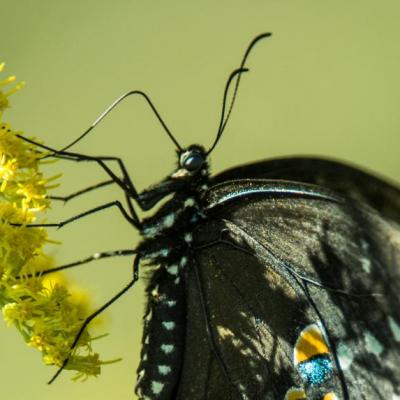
[0, 153, 17, 191]
[0, 63, 24, 115]
[0, 63, 114, 381]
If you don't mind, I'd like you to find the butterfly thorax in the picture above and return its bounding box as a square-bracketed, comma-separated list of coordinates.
[137, 144, 209, 261]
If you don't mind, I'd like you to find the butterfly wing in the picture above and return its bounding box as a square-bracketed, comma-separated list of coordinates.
[178, 179, 400, 399]
[179, 219, 318, 400]
[212, 157, 400, 224]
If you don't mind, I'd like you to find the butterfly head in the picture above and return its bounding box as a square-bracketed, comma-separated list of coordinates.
[171, 144, 209, 180]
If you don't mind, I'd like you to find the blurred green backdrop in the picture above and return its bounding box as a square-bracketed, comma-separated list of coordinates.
[1, 1, 399, 399]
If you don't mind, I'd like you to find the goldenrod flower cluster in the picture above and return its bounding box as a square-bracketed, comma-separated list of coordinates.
[0, 63, 112, 381]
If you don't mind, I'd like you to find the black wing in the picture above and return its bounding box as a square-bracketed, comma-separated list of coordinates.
[212, 157, 400, 224]
[178, 180, 400, 399]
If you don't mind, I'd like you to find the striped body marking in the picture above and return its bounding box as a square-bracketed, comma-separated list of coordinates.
[135, 193, 205, 400]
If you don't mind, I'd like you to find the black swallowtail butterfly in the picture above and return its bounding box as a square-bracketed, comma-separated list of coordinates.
[20, 33, 400, 399]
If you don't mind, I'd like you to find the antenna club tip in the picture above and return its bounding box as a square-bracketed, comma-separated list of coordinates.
[254, 32, 273, 42]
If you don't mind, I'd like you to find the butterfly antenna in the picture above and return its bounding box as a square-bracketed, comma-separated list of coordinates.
[207, 67, 249, 155]
[53, 90, 182, 155]
[207, 32, 272, 155]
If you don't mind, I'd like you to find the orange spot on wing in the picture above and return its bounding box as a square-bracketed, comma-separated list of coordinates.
[323, 392, 338, 400]
[285, 388, 307, 400]
[294, 324, 329, 364]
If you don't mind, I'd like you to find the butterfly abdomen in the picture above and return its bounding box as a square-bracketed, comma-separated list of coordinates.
[135, 188, 206, 399]
[135, 266, 186, 399]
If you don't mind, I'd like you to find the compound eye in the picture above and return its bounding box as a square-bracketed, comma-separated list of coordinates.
[181, 151, 204, 171]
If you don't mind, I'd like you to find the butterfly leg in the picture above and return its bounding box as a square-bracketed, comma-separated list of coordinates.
[19, 135, 182, 217]
[11, 200, 138, 229]
[17, 135, 141, 225]
[47, 253, 142, 384]
[52, 150, 185, 213]
[18, 249, 137, 278]
[49, 179, 115, 203]
[55, 152, 141, 226]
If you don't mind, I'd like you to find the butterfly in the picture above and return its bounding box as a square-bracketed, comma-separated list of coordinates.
[19, 33, 400, 399]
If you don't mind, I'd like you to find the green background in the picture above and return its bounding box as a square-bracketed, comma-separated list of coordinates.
[1, 1, 399, 399]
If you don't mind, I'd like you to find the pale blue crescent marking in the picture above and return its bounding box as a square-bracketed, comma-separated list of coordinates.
[298, 355, 333, 385]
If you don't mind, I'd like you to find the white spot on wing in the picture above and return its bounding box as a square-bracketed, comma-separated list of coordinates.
[365, 331, 384, 356]
[388, 316, 400, 342]
[337, 342, 354, 370]
[361, 257, 371, 273]
[165, 299, 176, 307]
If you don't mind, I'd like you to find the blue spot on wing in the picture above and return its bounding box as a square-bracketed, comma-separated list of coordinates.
[297, 355, 333, 385]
